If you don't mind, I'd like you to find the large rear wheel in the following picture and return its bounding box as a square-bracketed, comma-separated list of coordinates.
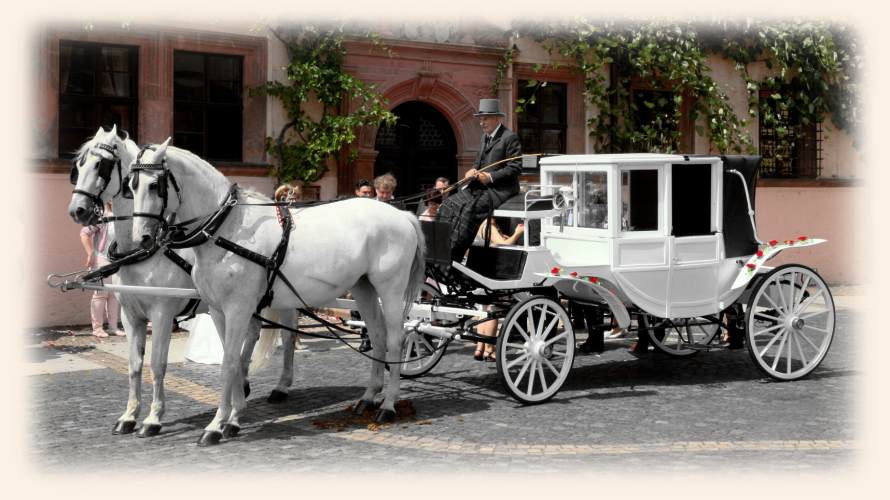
[745, 264, 835, 381]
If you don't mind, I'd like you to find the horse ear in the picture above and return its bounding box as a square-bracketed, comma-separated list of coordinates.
[96, 126, 105, 137]
[109, 124, 117, 137]
[156, 137, 172, 158]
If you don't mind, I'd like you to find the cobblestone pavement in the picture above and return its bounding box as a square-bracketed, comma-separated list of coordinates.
[27, 302, 858, 474]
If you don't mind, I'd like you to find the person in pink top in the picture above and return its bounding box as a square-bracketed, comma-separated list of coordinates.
[79, 202, 124, 338]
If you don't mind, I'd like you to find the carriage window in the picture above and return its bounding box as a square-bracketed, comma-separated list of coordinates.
[621, 170, 658, 231]
[549, 172, 574, 227]
[58, 41, 138, 157]
[174, 51, 243, 161]
[577, 172, 608, 229]
[672, 164, 712, 236]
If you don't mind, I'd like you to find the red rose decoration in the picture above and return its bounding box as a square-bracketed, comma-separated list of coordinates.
[785, 239, 795, 245]
[588, 277, 599, 284]
[551, 267, 560, 275]
[769, 240, 778, 246]
[798, 235, 808, 241]
[746, 263, 757, 270]
[756, 250, 764, 258]
[570, 271, 578, 277]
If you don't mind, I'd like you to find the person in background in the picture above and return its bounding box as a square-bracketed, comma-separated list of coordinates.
[374, 173, 406, 210]
[354, 179, 374, 198]
[80, 202, 124, 338]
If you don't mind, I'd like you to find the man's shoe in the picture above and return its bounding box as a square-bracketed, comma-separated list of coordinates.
[577, 341, 601, 354]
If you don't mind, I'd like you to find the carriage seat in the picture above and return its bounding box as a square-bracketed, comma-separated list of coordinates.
[465, 245, 527, 281]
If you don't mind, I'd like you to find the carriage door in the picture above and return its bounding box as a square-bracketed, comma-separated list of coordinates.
[611, 166, 671, 318]
[665, 162, 721, 317]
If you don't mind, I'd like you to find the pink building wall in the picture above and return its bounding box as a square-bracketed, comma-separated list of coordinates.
[755, 186, 863, 285]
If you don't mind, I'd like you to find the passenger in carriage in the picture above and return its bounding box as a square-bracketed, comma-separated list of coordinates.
[438, 98, 522, 264]
[416, 176, 450, 216]
[470, 218, 525, 361]
[419, 188, 444, 221]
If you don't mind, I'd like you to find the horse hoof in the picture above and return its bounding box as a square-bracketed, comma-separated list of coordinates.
[137, 424, 161, 438]
[196, 430, 222, 447]
[243, 381, 251, 398]
[353, 399, 377, 416]
[267, 389, 288, 404]
[112, 420, 136, 435]
[222, 424, 240, 438]
[373, 408, 396, 424]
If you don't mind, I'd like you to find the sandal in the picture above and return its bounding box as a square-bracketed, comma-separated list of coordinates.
[483, 345, 496, 362]
[473, 347, 485, 361]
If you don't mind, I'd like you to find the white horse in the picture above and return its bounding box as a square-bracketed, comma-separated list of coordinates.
[67, 128, 299, 438]
[128, 138, 425, 445]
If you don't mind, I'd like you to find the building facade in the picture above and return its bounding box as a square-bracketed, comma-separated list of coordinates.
[28, 22, 863, 327]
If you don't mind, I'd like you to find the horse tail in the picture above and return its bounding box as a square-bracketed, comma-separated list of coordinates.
[402, 213, 426, 318]
[249, 309, 278, 374]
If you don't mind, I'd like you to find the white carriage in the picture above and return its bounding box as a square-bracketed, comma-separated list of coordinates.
[394, 153, 835, 404]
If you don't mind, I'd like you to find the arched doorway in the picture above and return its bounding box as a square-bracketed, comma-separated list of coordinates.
[374, 101, 457, 197]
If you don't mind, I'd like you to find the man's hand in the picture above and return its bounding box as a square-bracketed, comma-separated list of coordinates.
[477, 172, 492, 184]
[463, 168, 477, 180]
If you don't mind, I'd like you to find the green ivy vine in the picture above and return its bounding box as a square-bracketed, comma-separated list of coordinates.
[251, 26, 396, 186]
[512, 20, 860, 160]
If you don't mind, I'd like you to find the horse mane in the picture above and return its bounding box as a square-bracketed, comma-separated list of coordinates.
[72, 134, 99, 163]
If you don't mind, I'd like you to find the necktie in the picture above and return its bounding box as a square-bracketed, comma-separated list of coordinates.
[484, 135, 491, 148]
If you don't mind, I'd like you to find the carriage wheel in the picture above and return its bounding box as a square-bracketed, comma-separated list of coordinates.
[642, 314, 723, 357]
[496, 296, 575, 404]
[400, 283, 449, 378]
[745, 264, 835, 381]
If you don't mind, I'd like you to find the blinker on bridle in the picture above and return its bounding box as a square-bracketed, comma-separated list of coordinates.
[70, 142, 123, 210]
[129, 144, 182, 230]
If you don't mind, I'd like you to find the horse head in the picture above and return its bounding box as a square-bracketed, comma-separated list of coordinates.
[68, 125, 132, 225]
[128, 137, 180, 250]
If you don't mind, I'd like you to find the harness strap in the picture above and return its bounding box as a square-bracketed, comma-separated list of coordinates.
[162, 247, 193, 275]
[165, 184, 239, 249]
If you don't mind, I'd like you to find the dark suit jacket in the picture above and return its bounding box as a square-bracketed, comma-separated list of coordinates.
[473, 125, 522, 207]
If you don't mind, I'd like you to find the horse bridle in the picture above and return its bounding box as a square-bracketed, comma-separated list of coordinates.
[128, 145, 182, 228]
[70, 142, 125, 211]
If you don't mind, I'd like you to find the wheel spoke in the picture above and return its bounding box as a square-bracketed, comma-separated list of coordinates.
[770, 329, 790, 371]
[787, 271, 796, 315]
[795, 275, 812, 311]
[543, 331, 569, 347]
[758, 327, 787, 358]
[505, 342, 527, 350]
[542, 356, 561, 377]
[418, 336, 435, 353]
[802, 324, 829, 335]
[535, 306, 549, 337]
[525, 312, 535, 341]
[506, 352, 529, 370]
[797, 330, 821, 352]
[550, 351, 567, 359]
[536, 362, 548, 393]
[800, 309, 830, 321]
[526, 360, 538, 395]
[754, 311, 781, 322]
[514, 355, 533, 384]
[539, 315, 561, 340]
[775, 277, 791, 316]
[751, 323, 785, 337]
[760, 286, 786, 318]
[792, 330, 809, 368]
[512, 320, 531, 343]
[795, 289, 825, 315]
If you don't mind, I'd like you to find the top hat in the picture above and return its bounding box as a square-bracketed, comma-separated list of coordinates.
[474, 98, 506, 117]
